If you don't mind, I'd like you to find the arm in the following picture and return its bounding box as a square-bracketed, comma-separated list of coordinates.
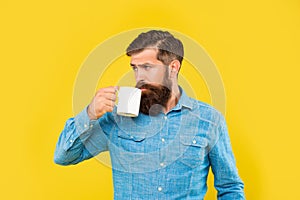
[54, 107, 109, 165]
[208, 114, 245, 200]
[54, 86, 118, 166]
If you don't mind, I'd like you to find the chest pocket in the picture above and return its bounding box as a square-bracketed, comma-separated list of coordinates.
[114, 131, 150, 173]
[179, 135, 208, 168]
[117, 131, 146, 153]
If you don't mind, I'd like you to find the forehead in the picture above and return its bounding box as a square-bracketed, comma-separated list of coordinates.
[130, 48, 163, 65]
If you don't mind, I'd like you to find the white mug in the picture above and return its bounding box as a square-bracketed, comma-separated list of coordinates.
[117, 87, 141, 117]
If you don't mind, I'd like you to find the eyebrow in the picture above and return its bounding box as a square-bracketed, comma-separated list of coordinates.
[130, 62, 153, 67]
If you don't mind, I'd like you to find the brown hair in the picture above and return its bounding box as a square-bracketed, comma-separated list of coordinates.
[126, 30, 184, 65]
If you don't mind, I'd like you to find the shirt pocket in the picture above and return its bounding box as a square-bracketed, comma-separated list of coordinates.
[117, 131, 146, 153]
[114, 131, 148, 173]
[179, 135, 208, 168]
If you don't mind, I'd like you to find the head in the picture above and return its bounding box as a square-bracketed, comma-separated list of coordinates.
[126, 30, 184, 115]
[126, 30, 184, 67]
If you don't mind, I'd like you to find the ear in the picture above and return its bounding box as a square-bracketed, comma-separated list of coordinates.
[169, 60, 181, 78]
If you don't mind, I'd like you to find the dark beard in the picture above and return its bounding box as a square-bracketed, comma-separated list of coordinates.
[135, 82, 171, 116]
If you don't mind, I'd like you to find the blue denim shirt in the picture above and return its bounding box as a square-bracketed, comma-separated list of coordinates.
[54, 89, 245, 200]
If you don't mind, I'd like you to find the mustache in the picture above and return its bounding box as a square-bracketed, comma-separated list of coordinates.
[135, 81, 169, 91]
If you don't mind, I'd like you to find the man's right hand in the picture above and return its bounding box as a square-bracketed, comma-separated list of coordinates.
[87, 86, 119, 120]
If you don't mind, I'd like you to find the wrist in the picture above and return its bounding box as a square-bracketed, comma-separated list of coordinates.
[87, 105, 97, 120]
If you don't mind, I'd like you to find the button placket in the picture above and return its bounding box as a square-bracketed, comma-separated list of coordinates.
[157, 186, 163, 192]
[159, 114, 168, 170]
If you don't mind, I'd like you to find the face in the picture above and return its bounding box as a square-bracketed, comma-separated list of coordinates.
[130, 49, 172, 115]
[130, 48, 169, 86]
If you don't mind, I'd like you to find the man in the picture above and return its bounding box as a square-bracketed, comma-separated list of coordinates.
[54, 30, 245, 199]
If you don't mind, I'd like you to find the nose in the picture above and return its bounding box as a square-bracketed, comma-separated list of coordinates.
[135, 69, 146, 83]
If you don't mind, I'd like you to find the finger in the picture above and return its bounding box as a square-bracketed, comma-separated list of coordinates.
[102, 93, 117, 101]
[111, 94, 117, 101]
[99, 86, 118, 94]
[103, 104, 114, 112]
[93, 101, 114, 116]
[114, 86, 119, 92]
[96, 93, 116, 103]
[98, 97, 115, 108]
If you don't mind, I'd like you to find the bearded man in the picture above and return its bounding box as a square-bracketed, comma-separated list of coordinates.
[54, 30, 245, 200]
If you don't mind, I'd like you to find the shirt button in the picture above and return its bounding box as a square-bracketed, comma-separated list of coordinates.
[161, 138, 165, 143]
[160, 162, 164, 167]
[70, 139, 73, 143]
[192, 139, 197, 144]
[157, 186, 163, 192]
[84, 124, 88, 128]
[164, 116, 167, 120]
[90, 124, 93, 128]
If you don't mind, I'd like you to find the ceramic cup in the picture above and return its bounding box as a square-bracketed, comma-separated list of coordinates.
[116, 86, 141, 117]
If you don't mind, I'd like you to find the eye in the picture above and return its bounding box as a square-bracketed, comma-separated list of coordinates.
[132, 66, 138, 71]
[143, 65, 151, 70]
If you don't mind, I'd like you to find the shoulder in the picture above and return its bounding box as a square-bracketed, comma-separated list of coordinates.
[188, 97, 224, 126]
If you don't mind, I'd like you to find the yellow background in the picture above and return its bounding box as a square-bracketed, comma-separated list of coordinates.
[1, 0, 299, 199]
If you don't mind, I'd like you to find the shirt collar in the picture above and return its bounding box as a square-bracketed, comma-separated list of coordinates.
[171, 86, 193, 111]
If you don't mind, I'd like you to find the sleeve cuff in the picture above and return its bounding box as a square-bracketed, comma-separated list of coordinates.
[74, 106, 98, 136]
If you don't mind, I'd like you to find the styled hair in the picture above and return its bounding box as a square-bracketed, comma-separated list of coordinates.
[126, 30, 184, 65]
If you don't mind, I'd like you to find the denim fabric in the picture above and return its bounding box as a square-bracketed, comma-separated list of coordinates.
[54, 89, 245, 200]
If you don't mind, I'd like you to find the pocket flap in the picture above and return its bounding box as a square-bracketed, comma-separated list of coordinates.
[180, 135, 208, 147]
[117, 131, 146, 142]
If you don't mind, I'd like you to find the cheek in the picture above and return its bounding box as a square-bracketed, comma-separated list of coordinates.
[150, 75, 163, 84]
[150, 70, 166, 83]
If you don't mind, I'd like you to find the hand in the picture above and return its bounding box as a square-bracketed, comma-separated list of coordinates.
[87, 86, 119, 120]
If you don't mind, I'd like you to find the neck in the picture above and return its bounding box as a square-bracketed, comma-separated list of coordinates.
[164, 85, 181, 113]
